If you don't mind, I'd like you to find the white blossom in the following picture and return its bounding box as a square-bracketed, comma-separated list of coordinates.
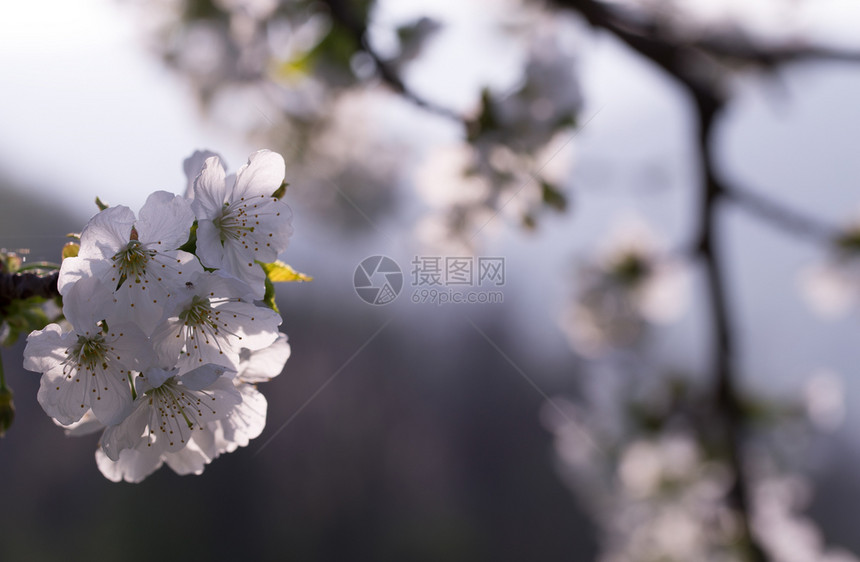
[94, 334, 289, 482]
[24, 322, 148, 426]
[799, 220, 860, 318]
[151, 272, 281, 375]
[800, 260, 860, 318]
[191, 150, 292, 297]
[100, 364, 240, 461]
[24, 276, 150, 425]
[58, 191, 202, 335]
[26, 148, 294, 483]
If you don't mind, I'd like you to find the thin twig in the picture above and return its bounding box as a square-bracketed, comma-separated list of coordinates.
[724, 185, 837, 242]
[321, 0, 466, 122]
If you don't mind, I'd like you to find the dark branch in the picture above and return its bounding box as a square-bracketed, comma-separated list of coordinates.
[321, 0, 466, 122]
[546, 1, 795, 559]
[690, 36, 860, 68]
[724, 185, 838, 242]
[0, 272, 60, 314]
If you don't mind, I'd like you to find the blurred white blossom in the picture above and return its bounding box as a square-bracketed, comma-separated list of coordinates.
[800, 222, 860, 318]
[803, 370, 845, 432]
[752, 475, 859, 562]
[561, 217, 689, 357]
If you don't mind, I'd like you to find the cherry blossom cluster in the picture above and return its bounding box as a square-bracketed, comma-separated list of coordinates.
[561, 218, 689, 358]
[23, 149, 293, 482]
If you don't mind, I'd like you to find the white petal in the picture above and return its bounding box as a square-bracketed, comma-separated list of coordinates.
[87, 367, 134, 427]
[143, 366, 176, 389]
[37, 369, 90, 425]
[194, 219, 226, 271]
[57, 256, 97, 296]
[241, 197, 293, 263]
[61, 275, 109, 333]
[109, 286, 167, 337]
[95, 444, 164, 483]
[23, 324, 70, 375]
[101, 397, 151, 461]
[164, 440, 212, 475]
[103, 323, 153, 374]
[55, 409, 105, 437]
[237, 312, 282, 351]
[151, 316, 187, 367]
[192, 156, 228, 218]
[183, 149, 224, 199]
[232, 150, 285, 199]
[193, 270, 256, 300]
[220, 241, 267, 299]
[216, 383, 267, 453]
[78, 206, 136, 261]
[239, 332, 290, 383]
[190, 422, 217, 458]
[136, 191, 196, 250]
[180, 363, 235, 390]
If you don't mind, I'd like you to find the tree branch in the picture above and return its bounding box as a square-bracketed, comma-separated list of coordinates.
[544, 1, 816, 558]
[321, 0, 466, 122]
[0, 271, 60, 314]
[724, 185, 838, 242]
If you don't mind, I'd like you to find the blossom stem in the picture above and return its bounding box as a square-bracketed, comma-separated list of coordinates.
[0, 350, 13, 437]
[0, 349, 6, 392]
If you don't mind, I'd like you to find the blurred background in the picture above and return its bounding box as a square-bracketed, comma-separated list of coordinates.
[1, 0, 860, 560]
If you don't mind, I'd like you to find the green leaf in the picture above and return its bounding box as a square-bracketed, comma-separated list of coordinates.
[263, 276, 279, 313]
[2, 296, 51, 346]
[17, 261, 60, 273]
[178, 221, 198, 254]
[258, 260, 313, 282]
[272, 181, 289, 200]
[95, 197, 109, 211]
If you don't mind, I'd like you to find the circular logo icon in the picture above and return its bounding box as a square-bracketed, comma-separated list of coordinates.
[354, 255, 403, 305]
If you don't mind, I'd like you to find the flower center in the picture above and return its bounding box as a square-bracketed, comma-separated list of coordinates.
[145, 379, 217, 446]
[179, 295, 218, 331]
[65, 334, 109, 375]
[609, 252, 651, 288]
[111, 240, 154, 284]
[213, 201, 255, 246]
